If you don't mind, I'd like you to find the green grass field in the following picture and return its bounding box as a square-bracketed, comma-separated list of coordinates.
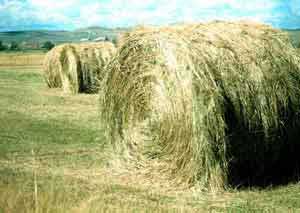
[1, 66, 300, 212]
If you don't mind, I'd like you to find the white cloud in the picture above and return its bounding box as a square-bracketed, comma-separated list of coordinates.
[78, 3, 103, 26]
[226, 0, 276, 10]
[27, 0, 78, 24]
[28, 0, 78, 10]
[0, 0, 298, 31]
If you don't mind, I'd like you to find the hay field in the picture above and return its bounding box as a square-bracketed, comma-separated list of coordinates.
[0, 51, 300, 212]
[0, 51, 45, 67]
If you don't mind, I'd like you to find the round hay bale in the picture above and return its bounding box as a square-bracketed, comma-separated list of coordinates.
[43, 42, 116, 94]
[43, 43, 80, 93]
[100, 21, 300, 191]
[74, 42, 116, 93]
[43, 44, 65, 88]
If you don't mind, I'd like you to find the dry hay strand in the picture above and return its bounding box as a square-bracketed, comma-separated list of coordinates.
[100, 21, 300, 191]
[43, 42, 116, 94]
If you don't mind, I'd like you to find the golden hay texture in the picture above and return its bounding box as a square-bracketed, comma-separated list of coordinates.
[115, 25, 153, 48]
[116, 32, 130, 48]
[100, 21, 300, 191]
[43, 45, 65, 88]
[43, 42, 116, 94]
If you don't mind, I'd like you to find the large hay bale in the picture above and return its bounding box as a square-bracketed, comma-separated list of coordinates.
[43, 42, 116, 94]
[100, 21, 300, 191]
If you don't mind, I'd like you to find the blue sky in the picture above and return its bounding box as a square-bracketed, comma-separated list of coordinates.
[0, 0, 299, 31]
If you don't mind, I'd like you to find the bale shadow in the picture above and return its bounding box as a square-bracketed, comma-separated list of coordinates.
[225, 98, 300, 188]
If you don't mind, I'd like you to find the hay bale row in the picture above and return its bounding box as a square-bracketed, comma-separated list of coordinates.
[100, 21, 300, 191]
[43, 42, 116, 94]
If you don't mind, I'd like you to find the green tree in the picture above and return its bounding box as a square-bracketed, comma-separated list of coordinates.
[0, 41, 7, 51]
[42, 41, 55, 50]
[10, 41, 19, 51]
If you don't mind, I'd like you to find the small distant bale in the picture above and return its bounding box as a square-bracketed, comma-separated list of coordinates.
[43, 42, 116, 94]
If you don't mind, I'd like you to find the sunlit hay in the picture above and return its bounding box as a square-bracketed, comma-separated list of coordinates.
[100, 21, 300, 191]
[116, 32, 130, 48]
[43, 42, 116, 94]
[43, 44, 66, 88]
[59, 44, 81, 94]
[116, 25, 155, 48]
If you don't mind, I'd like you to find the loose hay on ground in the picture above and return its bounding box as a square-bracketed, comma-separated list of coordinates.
[43, 42, 116, 94]
[100, 21, 300, 191]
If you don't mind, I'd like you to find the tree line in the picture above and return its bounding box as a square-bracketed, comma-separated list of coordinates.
[0, 40, 55, 51]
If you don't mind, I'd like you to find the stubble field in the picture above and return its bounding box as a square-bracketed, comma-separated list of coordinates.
[0, 53, 300, 212]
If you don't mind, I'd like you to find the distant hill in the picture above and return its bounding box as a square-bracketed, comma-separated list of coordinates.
[75, 26, 128, 33]
[0, 26, 299, 49]
[74, 26, 128, 39]
[0, 27, 128, 46]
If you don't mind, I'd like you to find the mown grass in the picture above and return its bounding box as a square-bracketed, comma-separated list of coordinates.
[0, 67, 300, 212]
[0, 52, 45, 67]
